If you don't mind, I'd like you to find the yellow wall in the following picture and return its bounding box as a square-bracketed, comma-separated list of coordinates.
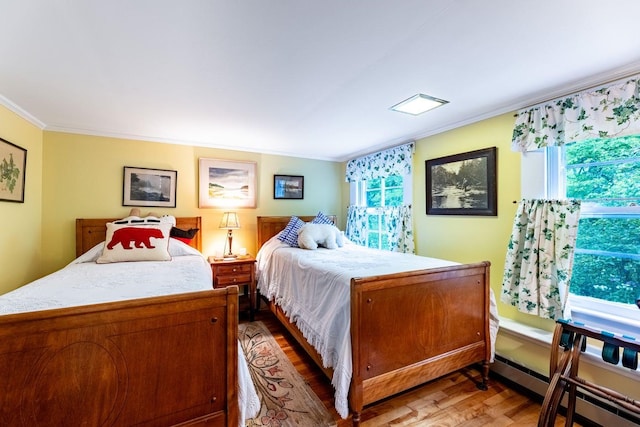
[41, 132, 343, 277]
[0, 105, 43, 294]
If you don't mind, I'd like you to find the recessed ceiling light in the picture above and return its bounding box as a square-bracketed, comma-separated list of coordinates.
[390, 93, 448, 115]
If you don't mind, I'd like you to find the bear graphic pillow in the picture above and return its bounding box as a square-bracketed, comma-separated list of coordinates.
[97, 221, 173, 263]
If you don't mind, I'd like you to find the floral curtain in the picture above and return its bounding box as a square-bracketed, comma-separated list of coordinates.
[512, 76, 640, 152]
[345, 205, 367, 246]
[345, 205, 415, 253]
[501, 199, 581, 320]
[386, 205, 415, 253]
[345, 142, 414, 182]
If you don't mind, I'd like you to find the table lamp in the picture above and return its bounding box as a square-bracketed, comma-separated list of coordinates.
[219, 212, 240, 258]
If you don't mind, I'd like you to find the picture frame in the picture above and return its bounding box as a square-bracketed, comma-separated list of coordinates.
[123, 166, 177, 208]
[425, 147, 497, 216]
[0, 137, 27, 203]
[273, 174, 304, 199]
[199, 158, 257, 208]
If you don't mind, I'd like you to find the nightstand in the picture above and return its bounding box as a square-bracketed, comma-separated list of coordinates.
[210, 256, 256, 321]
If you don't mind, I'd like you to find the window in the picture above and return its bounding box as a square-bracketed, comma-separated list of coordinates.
[547, 134, 640, 335]
[351, 175, 411, 250]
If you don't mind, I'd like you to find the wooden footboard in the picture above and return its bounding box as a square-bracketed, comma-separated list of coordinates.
[349, 262, 491, 423]
[0, 287, 239, 427]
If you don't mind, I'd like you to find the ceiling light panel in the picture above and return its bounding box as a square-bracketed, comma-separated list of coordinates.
[390, 93, 449, 115]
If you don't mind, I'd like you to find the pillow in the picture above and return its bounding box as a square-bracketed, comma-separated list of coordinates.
[170, 226, 199, 244]
[311, 211, 334, 225]
[277, 216, 305, 247]
[97, 220, 172, 263]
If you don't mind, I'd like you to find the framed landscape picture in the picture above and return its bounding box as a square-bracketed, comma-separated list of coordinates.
[123, 166, 177, 208]
[0, 137, 27, 203]
[273, 175, 304, 199]
[425, 147, 497, 216]
[199, 158, 257, 208]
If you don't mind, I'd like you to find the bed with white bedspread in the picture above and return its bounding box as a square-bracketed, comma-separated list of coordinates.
[256, 214, 498, 425]
[0, 216, 259, 427]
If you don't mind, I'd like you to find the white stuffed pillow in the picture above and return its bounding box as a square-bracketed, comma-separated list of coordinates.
[297, 223, 344, 250]
[96, 219, 172, 263]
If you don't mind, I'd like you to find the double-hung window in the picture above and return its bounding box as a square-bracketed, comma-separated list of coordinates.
[546, 134, 640, 336]
[351, 175, 410, 250]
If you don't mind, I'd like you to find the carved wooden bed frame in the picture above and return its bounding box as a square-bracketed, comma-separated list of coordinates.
[256, 215, 492, 425]
[0, 217, 239, 426]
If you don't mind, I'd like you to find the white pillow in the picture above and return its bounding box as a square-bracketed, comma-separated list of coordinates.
[96, 221, 172, 263]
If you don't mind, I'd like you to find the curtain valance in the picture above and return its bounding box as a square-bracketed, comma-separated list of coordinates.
[345, 142, 414, 182]
[511, 76, 640, 152]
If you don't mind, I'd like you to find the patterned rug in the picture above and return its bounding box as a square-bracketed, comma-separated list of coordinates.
[239, 321, 336, 427]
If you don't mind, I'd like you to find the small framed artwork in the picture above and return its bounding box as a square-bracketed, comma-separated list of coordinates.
[425, 147, 497, 216]
[274, 175, 304, 199]
[123, 166, 177, 208]
[199, 158, 257, 208]
[0, 137, 27, 203]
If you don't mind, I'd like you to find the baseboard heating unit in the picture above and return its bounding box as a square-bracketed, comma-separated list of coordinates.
[491, 354, 640, 426]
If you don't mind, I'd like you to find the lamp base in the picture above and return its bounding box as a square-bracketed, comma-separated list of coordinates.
[223, 254, 238, 261]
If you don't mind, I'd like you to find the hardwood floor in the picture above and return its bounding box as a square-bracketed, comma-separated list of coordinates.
[246, 309, 581, 427]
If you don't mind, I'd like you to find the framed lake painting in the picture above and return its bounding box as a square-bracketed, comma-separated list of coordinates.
[123, 166, 177, 208]
[425, 147, 497, 216]
[199, 158, 257, 208]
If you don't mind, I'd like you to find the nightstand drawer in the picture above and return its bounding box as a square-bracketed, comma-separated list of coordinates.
[215, 263, 253, 275]
[215, 273, 252, 287]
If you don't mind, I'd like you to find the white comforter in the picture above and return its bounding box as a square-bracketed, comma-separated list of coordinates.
[0, 239, 260, 426]
[257, 237, 499, 419]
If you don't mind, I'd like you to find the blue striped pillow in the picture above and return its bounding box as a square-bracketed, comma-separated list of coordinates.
[311, 211, 334, 225]
[277, 216, 305, 247]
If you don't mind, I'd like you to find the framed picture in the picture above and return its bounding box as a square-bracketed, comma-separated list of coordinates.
[123, 166, 177, 208]
[274, 175, 304, 199]
[425, 147, 497, 216]
[199, 158, 257, 208]
[0, 137, 27, 203]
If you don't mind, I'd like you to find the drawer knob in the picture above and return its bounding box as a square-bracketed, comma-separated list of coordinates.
[233, 268, 237, 272]
[233, 278, 237, 282]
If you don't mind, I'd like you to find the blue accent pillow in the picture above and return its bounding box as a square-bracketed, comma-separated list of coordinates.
[312, 211, 334, 225]
[277, 216, 305, 247]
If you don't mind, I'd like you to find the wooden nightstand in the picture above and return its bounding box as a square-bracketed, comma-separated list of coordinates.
[210, 256, 256, 321]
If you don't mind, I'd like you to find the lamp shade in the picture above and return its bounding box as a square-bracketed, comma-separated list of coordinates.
[219, 212, 240, 229]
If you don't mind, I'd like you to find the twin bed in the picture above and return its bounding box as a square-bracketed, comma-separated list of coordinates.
[0, 217, 256, 427]
[256, 215, 497, 425]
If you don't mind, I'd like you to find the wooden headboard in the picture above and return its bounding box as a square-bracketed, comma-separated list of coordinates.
[256, 215, 337, 249]
[75, 217, 202, 257]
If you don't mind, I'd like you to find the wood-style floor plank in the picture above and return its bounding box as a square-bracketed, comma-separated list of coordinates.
[247, 309, 579, 426]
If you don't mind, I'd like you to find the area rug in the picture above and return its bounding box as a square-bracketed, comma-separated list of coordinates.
[239, 321, 336, 427]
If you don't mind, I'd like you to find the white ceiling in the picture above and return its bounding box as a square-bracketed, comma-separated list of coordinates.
[2, 1, 640, 162]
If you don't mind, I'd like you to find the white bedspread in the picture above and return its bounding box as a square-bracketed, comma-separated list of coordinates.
[0, 239, 260, 425]
[257, 237, 499, 419]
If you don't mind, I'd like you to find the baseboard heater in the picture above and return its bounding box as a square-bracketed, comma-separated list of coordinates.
[491, 354, 640, 426]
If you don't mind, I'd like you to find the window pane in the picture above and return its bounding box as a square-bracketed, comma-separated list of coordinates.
[385, 175, 403, 187]
[367, 178, 381, 189]
[366, 190, 381, 207]
[385, 188, 403, 206]
[368, 232, 379, 249]
[367, 214, 379, 230]
[571, 253, 640, 304]
[565, 136, 640, 207]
